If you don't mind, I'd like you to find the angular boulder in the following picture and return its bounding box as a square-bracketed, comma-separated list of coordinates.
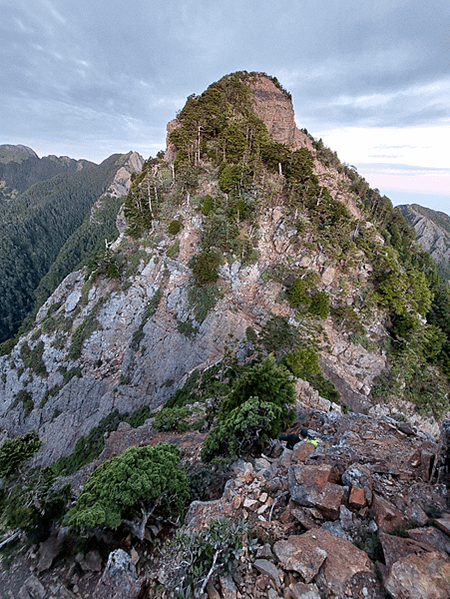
[94, 549, 142, 599]
[274, 530, 373, 595]
[288, 464, 346, 520]
[385, 551, 450, 599]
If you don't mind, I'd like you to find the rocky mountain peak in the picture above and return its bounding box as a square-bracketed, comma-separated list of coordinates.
[106, 151, 144, 198]
[0, 143, 38, 163]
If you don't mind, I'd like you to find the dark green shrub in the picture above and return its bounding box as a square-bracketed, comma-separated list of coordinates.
[65, 442, 189, 539]
[281, 347, 321, 379]
[177, 319, 198, 338]
[0, 430, 42, 478]
[287, 278, 311, 309]
[218, 164, 240, 194]
[20, 341, 48, 377]
[188, 284, 220, 323]
[168, 220, 182, 235]
[309, 291, 330, 318]
[153, 406, 190, 432]
[260, 315, 298, 358]
[202, 194, 214, 216]
[191, 251, 221, 285]
[126, 405, 152, 428]
[203, 356, 296, 461]
[331, 303, 365, 335]
[68, 298, 106, 360]
[202, 395, 291, 461]
[306, 372, 340, 402]
[185, 461, 231, 502]
[166, 243, 179, 258]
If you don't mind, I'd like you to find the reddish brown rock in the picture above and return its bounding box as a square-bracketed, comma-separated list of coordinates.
[372, 494, 406, 533]
[379, 532, 431, 570]
[385, 551, 450, 599]
[407, 526, 450, 555]
[349, 486, 366, 509]
[288, 464, 345, 518]
[420, 450, 435, 481]
[291, 507, 320, 530]
[248, 74, 313, 151]
[292, 442, 316, 463]
[404, 503, 429, 527]
[435, 517, 450, 537]
[274, 530, 373, 594]
[315, 483, 347, 520]
[341, 463, 373, 504]
[287, 582, 321, 599]
[273, 534, 327, 583]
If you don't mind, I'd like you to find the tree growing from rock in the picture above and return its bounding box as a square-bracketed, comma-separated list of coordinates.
[66, 442, 189, 540]
[202, 355, 296, 461]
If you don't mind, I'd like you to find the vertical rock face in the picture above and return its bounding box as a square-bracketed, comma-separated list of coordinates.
[247, 74, 313, 151]
[399, 204, 450, 282]
[106, 152, 144, 198]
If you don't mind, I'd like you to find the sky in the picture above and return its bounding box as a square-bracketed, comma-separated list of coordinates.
[1, 0, 449, 214]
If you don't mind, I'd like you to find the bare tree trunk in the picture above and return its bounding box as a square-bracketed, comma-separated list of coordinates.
[195, 549, 222, 599]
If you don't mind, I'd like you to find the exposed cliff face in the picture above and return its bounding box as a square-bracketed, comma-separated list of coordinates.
[0, 199, 385, 466]
[106, 152, 144, 198]
[247, 74, 313, 152]
[400, 204, 450, 283]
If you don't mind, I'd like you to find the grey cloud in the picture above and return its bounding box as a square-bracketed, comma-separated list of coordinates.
[1, 0, 450, 161]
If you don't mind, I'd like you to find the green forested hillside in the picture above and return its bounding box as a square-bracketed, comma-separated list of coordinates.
[33, 193, 124, 310]
[0, 155, 125, 343]
[0, 145, 94, 203]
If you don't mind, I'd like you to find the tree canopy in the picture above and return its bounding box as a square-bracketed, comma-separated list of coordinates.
[66, 442, 189, 539]
[202, 355, 296, 461]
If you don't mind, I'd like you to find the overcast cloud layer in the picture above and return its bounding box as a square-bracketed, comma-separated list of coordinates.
[1, 0, 449, 212]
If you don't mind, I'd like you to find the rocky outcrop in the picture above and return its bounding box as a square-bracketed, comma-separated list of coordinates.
[106, 152, 144, 198]
[0, 188, 389, 465]
[400, 204, 450, 282]
[4, 399, 449, 598]
[247, 74, 313, 152]
[145, 404, 450, 598]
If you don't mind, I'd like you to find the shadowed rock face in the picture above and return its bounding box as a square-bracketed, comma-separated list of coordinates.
[400, 204, 450, 282]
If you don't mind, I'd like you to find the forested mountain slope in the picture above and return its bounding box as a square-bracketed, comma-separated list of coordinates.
[0, 144, 94, 204]
[400, 203, 450, 284]
[0, 152, 142, 343]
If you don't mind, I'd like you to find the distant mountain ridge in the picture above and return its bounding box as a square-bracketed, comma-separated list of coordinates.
[399, 203, 450, 283]
[0, 151, 143, 343]
[0, 144, 38, 162]
[0, 143, 95, 203]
